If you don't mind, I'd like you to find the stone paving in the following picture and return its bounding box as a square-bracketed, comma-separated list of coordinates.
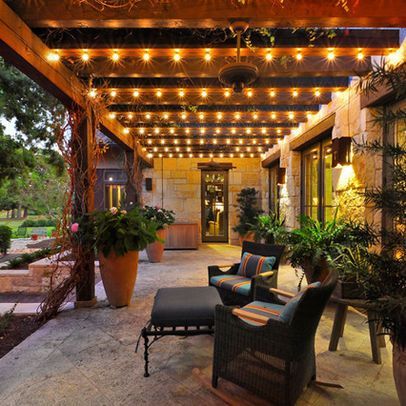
[0, 244, 399, 405]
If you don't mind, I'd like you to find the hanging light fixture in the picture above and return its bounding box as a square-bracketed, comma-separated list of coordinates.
[218, 21, 259, 93]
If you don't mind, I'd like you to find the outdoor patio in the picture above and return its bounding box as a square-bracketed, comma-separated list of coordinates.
[0, 244, 398, 405]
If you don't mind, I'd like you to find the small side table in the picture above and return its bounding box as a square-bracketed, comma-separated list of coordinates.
[329, 298, 386, 364]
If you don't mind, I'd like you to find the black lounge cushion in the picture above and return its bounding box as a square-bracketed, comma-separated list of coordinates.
[151, 287, 222, 327]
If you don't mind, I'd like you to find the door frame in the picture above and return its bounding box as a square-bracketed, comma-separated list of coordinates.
[200, 169, 229, 243]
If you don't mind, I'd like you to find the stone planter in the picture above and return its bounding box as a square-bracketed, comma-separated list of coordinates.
[238, 231, 255, 246]
[393, 341, 406, 406]
[146, 228, 167, 263]
[99, 250, 139, 307]
[332, 279, 364, 300]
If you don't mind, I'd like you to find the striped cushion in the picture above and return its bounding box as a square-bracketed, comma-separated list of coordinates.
[210, 274, 251, 296]
[236, 253, 276, 278]
[232, 301, 284, 326]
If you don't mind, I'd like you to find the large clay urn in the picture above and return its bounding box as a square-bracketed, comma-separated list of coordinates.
[98, 250, 139, 307]
[146, 228, 166, 263]
[301, 257, 330, 284]
[393, 341, 406, 405]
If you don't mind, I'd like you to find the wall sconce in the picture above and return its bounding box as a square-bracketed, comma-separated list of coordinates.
[277, 168, 286, 185]
[332, 137, 352, 167]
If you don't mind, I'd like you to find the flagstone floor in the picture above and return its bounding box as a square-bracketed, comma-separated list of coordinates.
[0, 244, 398, 405]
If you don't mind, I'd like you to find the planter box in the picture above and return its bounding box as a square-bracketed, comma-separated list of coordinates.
[164, 223, 198, 250]
[332, 279, 364, 300]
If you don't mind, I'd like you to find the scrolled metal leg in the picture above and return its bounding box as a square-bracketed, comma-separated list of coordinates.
[142, 328, 150, 377]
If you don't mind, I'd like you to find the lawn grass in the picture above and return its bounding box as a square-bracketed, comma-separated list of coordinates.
[0, 215, 56, 238]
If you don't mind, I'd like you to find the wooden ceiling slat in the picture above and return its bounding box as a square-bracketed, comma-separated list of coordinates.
[7, 0, 406, 28]
[71, 56, 371, 78]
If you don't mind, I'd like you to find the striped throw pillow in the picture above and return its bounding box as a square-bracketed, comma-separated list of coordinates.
[236, 252, 276, 278]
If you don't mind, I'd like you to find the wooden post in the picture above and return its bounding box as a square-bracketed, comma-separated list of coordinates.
[73, 111, 96, 306]
[125, 148, 143, 207]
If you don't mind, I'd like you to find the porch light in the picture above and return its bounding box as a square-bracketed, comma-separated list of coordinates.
[154, 128, 160, 134]
[200, 128, 205, 134]
[133, 89, 139, 98]
[265, 139, 270, 144]
[213, 139, 217, 144]
[176, 147, 180, 152]
[235, 113, 241, 120]
[174, 139, 178, 144]
[230, 153, 234, 157]
[217, 112, 223, 120]
[153, 147, 158, 152]
[247, 147, 251, 152]
[189, 153, 193, 158]
[246, 128, 252, 134]
[81, 52, 90, 62]
[181, 112, 187, 120]
[253, 113, 258, 120]
[327, 49, 335, 61]
[269, 90, 276, 97]
[111, 51, 120, 62]
[143, 50, 150, 61]
[231, 128, 236, 134]
[147, 139, 152, 144]
[163, 113, 169, 120]
[261, 128, 266, 134]
[332, 137, 352, 167]
[247, 89, 253, 98]
[199, 153, 203, 158]
[156, 90, 162, 98]
[277, 129, 281, 134]
[139, 128, 145, 135]
[357, 49, 364, 60]
[178, 89, 185, 98]
[146, 113, 151, 120]
[204, 50, 212, 61]
[226, 139, 231, 144]
[186, 139, 191, 144]
[170, 128, 175, 134]
[240, 153, 244, 158]
[199, 113, 205, 120]
[127, 113, 133, 119]
[250, 153, 254, 158]
[296, 50, 303, 61]
[224, 90, 231, 98]
[314, 89, 321, 97]
[271, 113, 276, 120]
[173, 50, 181, 62]
[201, 89, 208, 98]
[239, 139, 243, 144]
[47, 51, 60, 62]
[219, 153, 224, 158]
[159, 153, 163, 158]
[169, 153, 173, 157]
[288, 112, 294, 120]
[292, 90, 299, 98]
[209, 153, 214, 158]
[216, 128, 220, 134]
[200, 139, 204, 144]
[185, 128, 190, 134]
[265, 51, 273, 61]
[88, 89, 97, 98]
[110, 89, 117, 98]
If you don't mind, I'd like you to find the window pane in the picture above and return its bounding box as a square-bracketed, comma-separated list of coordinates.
[322, 141, 334, 222]
[303, 147, 319, 220]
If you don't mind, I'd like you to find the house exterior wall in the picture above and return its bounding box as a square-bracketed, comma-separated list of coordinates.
[142, 158, 267, 245]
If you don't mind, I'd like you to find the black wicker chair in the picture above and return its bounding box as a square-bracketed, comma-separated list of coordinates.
[212, 270, 338, 406]
[208, 241, 285, 306]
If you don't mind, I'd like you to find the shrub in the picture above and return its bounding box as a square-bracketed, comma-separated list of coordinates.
[0, 225, 12, 255]
[20, 218, 56, 228]
[233, 187, 263, 236]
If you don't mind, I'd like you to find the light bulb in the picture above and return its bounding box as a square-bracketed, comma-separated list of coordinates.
[271, 112, 276, 120]
[133, 89, 139, 98]
[108, 112, 116, 119]
[357, 50, 364, 60]
[201, 89, 208, 98]
[217, 112, 223, 120]
[292, 90, 298, 98]
[181, 112, 187, 120]
[314, 89, 321, 97]
[247, 89, 253, 98]
[173, 51, 181, 62]
[265, 51, 273, 61]
[296, 51, 303, 61]
[156, 90, 162, 98]
[143, 51, 150, 61]
[204, 50, 212, 61]
[224, 90, 231, 98]
[47, 51, 60, 62]
[327, 50, 335, 61]
[163, 113, 169, 120]
[269, 90, 276, 98]
[81, 52, 90, 62]
[123, 128, 130, 134]
[110, 89, 117, 98]
[111, 51, 120, 62]
[146, 113, 151, 120]
[88, 89, 97, 98]
[178, 89, 185, 98]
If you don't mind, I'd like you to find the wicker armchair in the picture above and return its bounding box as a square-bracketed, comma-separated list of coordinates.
[212, 270, 338, 406]
[208, 241, 285, 306]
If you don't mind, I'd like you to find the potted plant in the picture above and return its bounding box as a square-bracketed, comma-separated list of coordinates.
[249, 212, 287, 244]
[142, 206, 175, 263]
[233, 187, 263, 245]
[93, 206, 158, 307]
[287, 213, 373, 287]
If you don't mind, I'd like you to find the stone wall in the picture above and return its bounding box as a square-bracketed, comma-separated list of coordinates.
[142, 158, 264, 245]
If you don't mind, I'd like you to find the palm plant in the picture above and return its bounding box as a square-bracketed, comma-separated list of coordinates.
[249, 212, 287, 244]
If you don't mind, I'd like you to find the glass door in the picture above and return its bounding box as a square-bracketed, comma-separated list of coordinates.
[201, 171, 228, 242]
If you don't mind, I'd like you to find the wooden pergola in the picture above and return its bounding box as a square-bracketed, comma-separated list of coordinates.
[0, 0, 404, 303]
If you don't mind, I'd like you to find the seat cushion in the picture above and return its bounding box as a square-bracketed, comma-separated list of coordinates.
[279, 282, 322, 323]
[232, 301, 285, 326]
[151, 287, 222, 327]
[210, 274, 251, 296]
[236, 252, 276, 278]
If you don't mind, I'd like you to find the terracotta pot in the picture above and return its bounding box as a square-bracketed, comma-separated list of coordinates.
[238, 231, 255, 246]
[393, 341, 406, 406]
[31, 234, 38, 241]
[302, 257, 330, 284]
[98, 250, 139, 307]
[146, 228, 167, 263]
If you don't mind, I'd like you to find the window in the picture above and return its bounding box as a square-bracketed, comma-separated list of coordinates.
[269, 163, 280, 218]
[105, 184, 126, 209]
[301, 138, 334, 222]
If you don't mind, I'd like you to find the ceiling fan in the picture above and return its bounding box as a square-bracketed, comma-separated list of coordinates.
[218, 21, 259, 93]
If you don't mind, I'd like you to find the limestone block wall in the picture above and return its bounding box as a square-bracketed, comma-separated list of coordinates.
[142, 157, 263, 245]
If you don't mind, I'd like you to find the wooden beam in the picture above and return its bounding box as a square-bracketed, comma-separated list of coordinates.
[91, 76, 350, 88]
[34, 28, 400, 50]
[72, 56, 371, 78]
[0, 1, 151, 166]
[7, 0, 406, 28]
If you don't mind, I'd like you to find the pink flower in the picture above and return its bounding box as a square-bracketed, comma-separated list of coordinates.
[71, 223, 79, 233]
[110, 207, 118, 215]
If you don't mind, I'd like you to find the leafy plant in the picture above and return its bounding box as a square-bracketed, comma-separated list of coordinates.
[142, 206, 175, 230]
[2, 247, 54, 269]
[0, 225, 12, 256]
[0, 304, 16, 335]
[92, 207, 159, 257]
[232, 187, 263, 236]
[249, 212, 287, 244]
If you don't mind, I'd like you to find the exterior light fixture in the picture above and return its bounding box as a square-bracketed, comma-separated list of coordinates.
[143, 50, 150, 61]
[246, 128, 252, 134]
[178, 89, 185, 98]
[199, 153, 203, 158]
[226, 139, 231, 144]
[181, 112, 187, 120]
[139, 128, 145, 135]
[200, 128, 205, 134]
[81, 52, 90, 62]
[269, 90, 276, 98]
[271, 112, 276, 120]
[111, 51, 120, 62]
[201, 89, 208, 98]
[199, 113, 204, 120]
[127, 113, 133, 119]
[154, 128, 160, 134]
[231, 128, 236, 134]
[327, 49, 335, 61]
[204, 50, 212, 61]
[288, 112, 294, 120]
[265, 51, 273, 61]
[332, 137, 352, 167]
[277, 129, 281, 134]
[185, 128, 190, 134]
[173, 50, 181, 62]
[170, 128, 175, 134]
[133, 89, 140, 98]
[224, 90, 231, 98]
[110, 89, 117, 98]
[314, 89, 321, 97]
[47, 51, 60, 62]
[292, 89, 299, 98]
[88, 89, 97, 98]
[156, 90, 162, 98]
[146, 113, 151, 120]
[261, 128, 266, 134]
[235, 112, 241, 120]
[216, 128, 220, 134]
[247, 89, 253, 98]
[296, 50, 303, 61]
[357, 49, 364, 60]
[253, 112, 258, 120]
[163, 113, 169, 120]
[217, 112, 223, 120]
[123, 128, 130, 134]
